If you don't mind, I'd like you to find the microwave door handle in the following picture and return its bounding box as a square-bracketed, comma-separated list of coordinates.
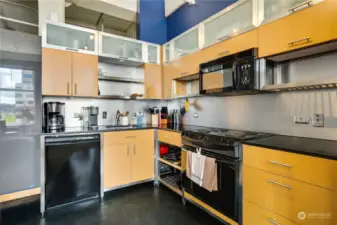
[232, 63, 237, 90]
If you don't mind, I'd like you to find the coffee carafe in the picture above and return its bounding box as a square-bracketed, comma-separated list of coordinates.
[43, 102, 65, 131]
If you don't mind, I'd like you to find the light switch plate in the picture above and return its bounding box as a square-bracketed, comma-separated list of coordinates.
[103, 111, 107, 119]
[312, 114, 324, 127]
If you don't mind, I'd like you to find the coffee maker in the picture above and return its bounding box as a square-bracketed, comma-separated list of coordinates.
[81, 106, 99, 128]
[43, 102, 65, 132]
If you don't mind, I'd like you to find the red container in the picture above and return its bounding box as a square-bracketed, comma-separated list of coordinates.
[160, 144, 169, 156]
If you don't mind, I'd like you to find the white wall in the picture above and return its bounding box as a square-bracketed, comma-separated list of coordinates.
[165, 0, 186, 17]
[38, 0, 65, 35]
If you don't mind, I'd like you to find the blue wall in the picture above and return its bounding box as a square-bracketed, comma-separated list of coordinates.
[138, 0, 167, 45]
[166, 0, 237, 41]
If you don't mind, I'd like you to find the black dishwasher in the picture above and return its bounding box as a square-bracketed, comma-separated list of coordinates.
[44, 134, 100, 211]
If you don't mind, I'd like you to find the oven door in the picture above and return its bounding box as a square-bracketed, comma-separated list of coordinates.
[200, 61, 235, 94]
[183, 154, 240, 222]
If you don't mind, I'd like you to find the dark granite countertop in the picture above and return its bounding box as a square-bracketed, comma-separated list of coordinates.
[244, 135, 337, 161]
[42, 124, 209, 136]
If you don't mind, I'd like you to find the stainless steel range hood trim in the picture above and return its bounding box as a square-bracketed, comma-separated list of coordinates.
[261, 78, 337, 92]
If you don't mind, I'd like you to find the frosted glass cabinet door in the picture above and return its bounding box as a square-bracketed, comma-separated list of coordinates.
[173, 28, 199, 60]
[204, 0, 253, 47]
[101, 34, 143, 62]
[164, 43, 171, 63]
[262, 0, 325, 24]
[45, 23, 97, 54]
[147, 44, 159, 64]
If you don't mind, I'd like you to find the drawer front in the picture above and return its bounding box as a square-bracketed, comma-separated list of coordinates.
[104, 130, 153, 146]
[158, 130, 182, 147]
[243, 200, 297, 225]
[243, 165, 337, 224]
[243, 145, 337, 191]
[258, 1, 332, 58]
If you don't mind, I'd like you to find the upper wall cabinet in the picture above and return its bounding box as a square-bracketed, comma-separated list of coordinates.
[173, 27, 200, 60]
[99, 32, 145, 66]
[145, 43, 161, 64]
[163, 43, 172, 63]
[203, 0, 256, 48]
[261, 0, 325, 25]
[42, 21, 98, 55]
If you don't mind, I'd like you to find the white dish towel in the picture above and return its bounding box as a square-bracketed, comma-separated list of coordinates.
[191, 148, 206, 186]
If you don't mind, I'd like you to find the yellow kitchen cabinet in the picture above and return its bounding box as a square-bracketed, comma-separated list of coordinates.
[258, 1, 332, 58]
[201, 29, 258, 62]
[243, 165, 337, 225]
[243, 145, 337, 191]
[42, 48, 98, 97]
[243, 200, 297, 225]
[144, 63, 162, 99]
[0, 188, 40, 203]
[158, 130, 182, 147]
[175, 50, 206, 78]
[72, 52, 98, 97]
[42, 48, 72, 96]
[162, 63, 179, 99]
[130, 130, 155, 182]
[330, 0, 337, 40]
[104, 130, 155, 190]
[104, 143, 131, 189]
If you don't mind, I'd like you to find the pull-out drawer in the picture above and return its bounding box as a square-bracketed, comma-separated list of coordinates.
[104, 130, 154, 146]
[158, 130, 182, 147]
[243, 200, 297, 225]
[243, 165, 337, 225]
[243, 145, 337, 191]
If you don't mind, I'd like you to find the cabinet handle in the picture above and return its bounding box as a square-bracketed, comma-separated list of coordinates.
[268, 160, 292, 168]
[67, 83, 70, 95]
[217, 35, 229, 42]
[268, 180, 291, 189]
[127, 145, 129, 156]
[126, 136, 136, 138]
[288, 0, 312, 12]
[217, 50, 230, 57]
[288, 37, 311, 45]
[149, 61, 157, 64]
[119, 56, 129, 60]
[181, 72, 188, 75]
[74, 83, 77, 95]
[164, 136, 169, 138]
[179, 52, 188, 56]
[66, 47, 79, 52]
[269, 219, 281, 225]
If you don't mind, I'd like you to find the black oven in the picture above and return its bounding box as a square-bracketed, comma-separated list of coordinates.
[200, 48, 260, 95]
[182, 146, 241, 223]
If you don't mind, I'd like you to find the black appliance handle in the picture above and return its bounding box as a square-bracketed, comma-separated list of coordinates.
[232, 60, 238, 90]
[182, 136, 236, 151]
[45, 134, 100, 146]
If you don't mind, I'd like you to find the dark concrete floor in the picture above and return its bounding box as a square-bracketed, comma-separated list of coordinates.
[1, 183, 225, 225]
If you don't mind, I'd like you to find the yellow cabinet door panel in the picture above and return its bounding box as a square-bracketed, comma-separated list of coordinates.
[258, 1, 332, 57]
[104, 144, 130, 189]
[201, 29, 258, 62]
[130, 131, 154, 183]
[243, 200, 297, 225]
[330, 0, 337, 40]
[243, 145, 337, 191]
[42, 48, 72, 96]
[162, 63, 178, 99]
[144, 64, 162, 99]
[243, 165, 337, 225]
[176, 51, 206, 77]
[72, 52, 98, 97]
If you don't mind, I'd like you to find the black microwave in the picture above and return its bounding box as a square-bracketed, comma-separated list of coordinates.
[199, 48, 261, 95]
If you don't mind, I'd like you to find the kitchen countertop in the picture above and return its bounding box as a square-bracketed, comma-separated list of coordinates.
[42, 124, 209, 136]
[244, 135, 337, 161]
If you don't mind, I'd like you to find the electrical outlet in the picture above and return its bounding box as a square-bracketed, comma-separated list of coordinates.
[294, 116, 309, 124]
[193, 113, 199, 118]
[312, 113, 324, 127]
[74, 113, 81, 118]
[103, 111, 107, 119]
